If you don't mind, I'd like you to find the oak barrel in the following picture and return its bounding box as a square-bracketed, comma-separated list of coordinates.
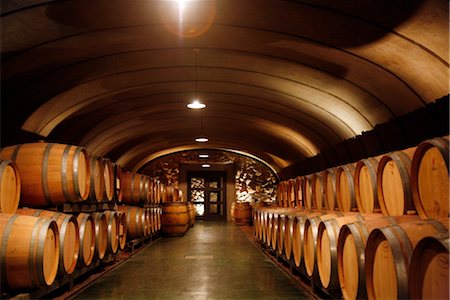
[323, 168, 337, 210]
[365, 219, 448, 300]
[336, 164, 357, 212]
[311, 172, 324, 210]
[303, 212, 348, 279]
[116, 210, 127, 250]
[302, 175, 314, 209]
[316, 213, 383, 295]
[354, 158, 380, 213]
[411, 137, 449, 220]
[377, 151, 415, 216]
[16, 208, 80, 275]
[409, 235, 449, 300]
[104, 210, 119, 254]
[102, 158, 115, 202]
[113, 162, 123, 203]
[121, 173, 150, 205]
[0, 214, 59, 291]
[161, 202, 190, 236]
[336, 215, 420, 300]
[294, 176, 303, 207]
[0, 143, 90, 206]
[117, 205, 146, 240]
[87, 155, 105, 202]
[77, 213, 96, 267]
[0, 160, 21, 214]
[231, 202, 252, 225]
[92, 212, 108, 260]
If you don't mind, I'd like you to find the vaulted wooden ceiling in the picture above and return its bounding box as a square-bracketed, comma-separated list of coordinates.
[1, 0, 448, 173]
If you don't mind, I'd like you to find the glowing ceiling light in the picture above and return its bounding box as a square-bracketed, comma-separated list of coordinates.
[202, 164, 211, 168]
[199, 154, 209, 158]
[195, 136, 209, 143]
[187, 100, 206, 109]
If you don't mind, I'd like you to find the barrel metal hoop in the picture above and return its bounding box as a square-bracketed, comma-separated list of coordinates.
[345, 222, 368, 299]
[355, 214, 364, 222]
[42, 143, 53, 205]
[36, 219, 54, 286]
[32, 209, 43, 217]
[380, 225, 413, 299]
[429, 220, 449, 236]
[10, 144, 22, 163]
[28, 218, 43, 287]
[324, 219, 339, 287]
[73, 147, 82, 200]
[1, 214, 19, 289]
[61, 145, 71, 203]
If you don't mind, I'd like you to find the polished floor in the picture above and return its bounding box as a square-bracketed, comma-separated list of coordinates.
[74, 222, 313, 300]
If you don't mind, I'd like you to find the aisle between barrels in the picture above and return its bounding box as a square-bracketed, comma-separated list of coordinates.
[73, 222, 314, 300]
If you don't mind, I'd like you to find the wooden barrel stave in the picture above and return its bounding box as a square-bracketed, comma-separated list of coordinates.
[0, 160, 21, 214]
[0, 214, 60, 291]
[77, 213, 95, 267]
[0, 143, 90, 206]
[92, 212, 108, 260]
[161, 202, 189, 236]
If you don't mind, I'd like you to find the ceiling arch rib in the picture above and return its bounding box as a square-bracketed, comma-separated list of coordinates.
[4, 26, 426, 114]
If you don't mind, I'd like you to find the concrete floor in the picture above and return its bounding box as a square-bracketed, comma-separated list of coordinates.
[74, 222, 313, 300]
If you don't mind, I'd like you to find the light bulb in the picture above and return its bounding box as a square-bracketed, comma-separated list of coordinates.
[187, 100, 206, 109]
[199, 154, 209, 158]
[202, 164, 211, 168]
[195, 136, 209, 143]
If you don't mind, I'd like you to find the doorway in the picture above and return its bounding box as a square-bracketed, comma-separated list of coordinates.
[188, 171, 227, 221]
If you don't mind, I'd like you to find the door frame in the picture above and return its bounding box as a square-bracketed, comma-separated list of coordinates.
[179, 162, 236, 222]
[187, 171, 227, 221]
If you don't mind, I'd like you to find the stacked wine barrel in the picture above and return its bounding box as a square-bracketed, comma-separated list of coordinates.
[254, 137, 449, 300]
[0, 142, 163, 294]
[159, 185, 197, 236]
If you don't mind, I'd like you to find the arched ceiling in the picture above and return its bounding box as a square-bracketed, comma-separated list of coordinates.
[1, 0, 448, 173]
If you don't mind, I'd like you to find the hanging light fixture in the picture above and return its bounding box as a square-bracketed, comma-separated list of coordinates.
[201, 164, 211, 168]
[187, 48, 206, 110]
[195, 136, 208, 143]
[199, 154, 209, 158]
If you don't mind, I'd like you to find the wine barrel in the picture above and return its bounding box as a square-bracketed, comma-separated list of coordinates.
[365, 219, 448, 300]
[323, 168, 337, 210]
[16, 208, 80, 275]
[336, 164, 357, 212]
[144, 208, 152, 236]
[0, 214, 59, 291]
[337, 215, 420, 300]
[0, 143, 90, 206]
[113, 162, 123, 203]
[121, 173, 150, 205]
[104, 210, 119, 254]
[294, 176, 303, 207]
[0, 160, 21, 214]
[377, 151, 415, 216]
[411, 137, 449, 220]
[92, 212, 108, 260]
[286, 179, 296, 208]
[102, 158, 115, 202]
[117, 205, 147, 240]
[77, 213, 96, 267]
[316, 213, 384, 294]
[409, 235, 449, 300]
[303, 212, 350, 280]
[231, 202, 252, 225]
[354, 157, 380, 213]
[116, 210, 127, 250]
[302, 175, 314, 209]
[88, 156, 105, 203]
[283, 213, 296, 260]
[311, 172, 324, 210]
[276, 182, 285, 207]
[291, 210, 326, 270]
[161, 202, 190, 236]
